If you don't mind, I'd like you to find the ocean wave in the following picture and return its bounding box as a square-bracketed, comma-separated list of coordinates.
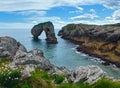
[90, 57, 105, 63]
[75, 51, 87, 56]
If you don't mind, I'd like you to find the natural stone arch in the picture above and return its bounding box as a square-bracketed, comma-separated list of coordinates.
[31, 21, 58, 44]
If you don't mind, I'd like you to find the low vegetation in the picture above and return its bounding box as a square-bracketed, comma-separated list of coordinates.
[65, 24, 77, 31]
[64, 23, 120, 31]
[0, 57, 120, 88]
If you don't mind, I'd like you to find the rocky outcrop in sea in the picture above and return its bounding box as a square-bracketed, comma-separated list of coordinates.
[0, 36, 104, 84]
[31, 21, 58, 44]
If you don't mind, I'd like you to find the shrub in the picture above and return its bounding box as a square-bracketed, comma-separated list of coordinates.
[0, 69, 21, 88]
[54, 74, 65, 84]
[66, 24, 77, 31]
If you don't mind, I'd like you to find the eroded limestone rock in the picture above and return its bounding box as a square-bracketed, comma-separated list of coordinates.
[0, 36, 27, 58]
[68, 65, 104, 84]
[31, 21, 58, 43]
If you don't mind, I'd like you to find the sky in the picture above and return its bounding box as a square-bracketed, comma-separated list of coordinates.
[0, 0, 120, 29]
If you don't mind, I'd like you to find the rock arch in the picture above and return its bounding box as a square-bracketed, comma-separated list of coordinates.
[31, 21, 58, 43]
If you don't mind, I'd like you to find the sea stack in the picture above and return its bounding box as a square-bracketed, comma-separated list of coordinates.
[31, 21, 58, 44]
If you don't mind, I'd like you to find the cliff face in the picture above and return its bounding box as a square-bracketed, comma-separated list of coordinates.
[58, 23, 120, 67]
[31, 21, 58, 44]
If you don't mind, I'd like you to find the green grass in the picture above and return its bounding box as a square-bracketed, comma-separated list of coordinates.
[93, 78, 120, 88]
[65, 24, 77, 31]
[0, 57, 11, 67]
[64, 23, 120, 32]
[0, 58, 120, 88]
[0, 68, 21, 88]
[54, 74, 66, 84]
[56, 83, 91, 88]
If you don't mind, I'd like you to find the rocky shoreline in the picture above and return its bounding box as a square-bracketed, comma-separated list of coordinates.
[0, 36, 105, 84]
[58, 23, 120, 68]
[76, 44, 120, 67]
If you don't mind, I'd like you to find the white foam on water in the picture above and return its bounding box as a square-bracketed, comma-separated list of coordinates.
[71, 47, 76, 50]
[90, 57, 105, 63]
[75, 50, 87, 57]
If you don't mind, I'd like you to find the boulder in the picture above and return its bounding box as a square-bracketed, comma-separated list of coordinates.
[12, 49, 70, 74]
[31, 21, 58, 43]
[0, 36, 27, 58]
[68, 65, 104, 84]
[13, 49, 54, 72]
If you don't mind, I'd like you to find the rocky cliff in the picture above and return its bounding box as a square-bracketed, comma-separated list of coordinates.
[0, 36, 27, 58]
[31, 21, 58, 44]
[58, 23, 120, 67]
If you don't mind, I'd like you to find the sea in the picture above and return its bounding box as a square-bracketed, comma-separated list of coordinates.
[0, 28, 120, 79]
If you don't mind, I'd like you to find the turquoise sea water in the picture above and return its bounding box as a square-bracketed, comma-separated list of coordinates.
[0, 28, 120, 78]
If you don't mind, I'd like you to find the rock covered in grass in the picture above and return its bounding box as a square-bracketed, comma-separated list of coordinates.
[0, 36, 27, 58]
[68, 65, 104, 84]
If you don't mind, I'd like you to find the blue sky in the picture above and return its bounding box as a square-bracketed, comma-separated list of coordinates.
[0, 0, 120, 29]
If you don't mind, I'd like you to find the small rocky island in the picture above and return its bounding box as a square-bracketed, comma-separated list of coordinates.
[58, 23, 120, 67]
[31, 21, 58, 43]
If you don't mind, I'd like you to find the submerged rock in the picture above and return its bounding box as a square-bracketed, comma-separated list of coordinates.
[31, 21, 58, 43]
[68, 65, 104, 84]
[0, 36, 27, 58]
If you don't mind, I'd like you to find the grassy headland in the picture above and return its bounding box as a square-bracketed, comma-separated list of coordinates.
[58, 23, 120, 67]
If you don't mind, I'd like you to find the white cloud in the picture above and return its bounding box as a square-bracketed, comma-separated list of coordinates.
[0, 0, 119, 12]
[0, 0, 120, 29]
[102, 0, 120, 9]
[70, 13, 99, 20]
[112, 9, 120, 20]
[0, 0, 100, 12]
[69, 6, 83, 14]
[0, 22, 34, 29]
[76, 6, 84, 11]
[100, 9, 120, 24]
[89, 9, 96, 13]
[69, 8, 120, 25]
[94, 9, 120, 25]
[0, 0, 57, 11]
[16, 10, 46, 16]
[27, 16, 69, 29]
[0, 16, 69, 29]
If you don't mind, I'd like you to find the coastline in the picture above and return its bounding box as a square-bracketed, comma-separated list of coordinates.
[61, 36, 120, 68]
[58, 23, 120, 69]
